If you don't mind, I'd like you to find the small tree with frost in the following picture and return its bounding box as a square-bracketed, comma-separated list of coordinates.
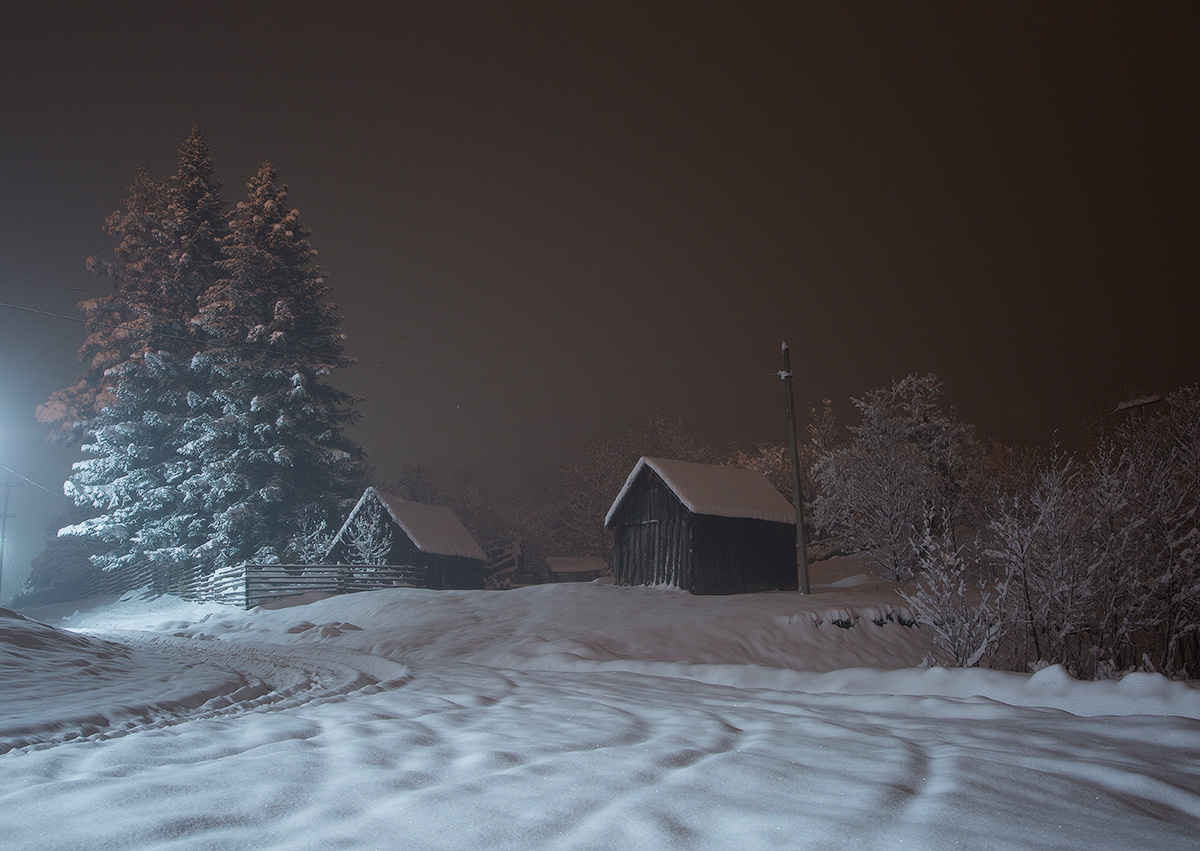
[346, 499, 392, 565]
[901, 517, 1008, 667]
[552, 414, 713, 560]
[289, 507, 337, 564]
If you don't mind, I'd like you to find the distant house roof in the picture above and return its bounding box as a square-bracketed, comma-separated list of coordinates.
[604, 457, 796, 527]
[335, 488, 487, 561]
[545, 556, 607, 574]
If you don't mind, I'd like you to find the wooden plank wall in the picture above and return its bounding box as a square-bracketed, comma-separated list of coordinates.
[244, 564, 428, 608]
[425, 555, 486, 590]
[326, 516, 484, 590]
[691, 517, 797, 594]
[612, 469, 694, 589]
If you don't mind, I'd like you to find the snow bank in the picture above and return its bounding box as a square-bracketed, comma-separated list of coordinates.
[52, 559, 1200, 720]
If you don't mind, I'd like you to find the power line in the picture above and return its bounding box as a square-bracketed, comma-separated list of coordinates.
[0, 299, 571, 382]
[1, 272, 570, 352]
[356, 326, 557, 352]
[0, 272, 107, 297]
[0, 464, 71, 503]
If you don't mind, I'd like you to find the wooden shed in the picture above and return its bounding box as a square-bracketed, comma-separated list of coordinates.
[325, 488, 487, 590]
[604, 457, 798, 595]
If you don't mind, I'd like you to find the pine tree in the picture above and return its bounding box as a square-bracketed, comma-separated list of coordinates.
[42, 136, 366, 592]
[47, 129, 230, 592]
[182, 162, 367, 572]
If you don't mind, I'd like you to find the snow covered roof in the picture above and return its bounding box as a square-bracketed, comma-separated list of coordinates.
[604, 457, 796, 527]
[340, 488, 487, 561]
[545, 556, 608, 574]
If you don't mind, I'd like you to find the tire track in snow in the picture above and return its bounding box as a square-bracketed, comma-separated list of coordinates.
[6, 631, 412, 753]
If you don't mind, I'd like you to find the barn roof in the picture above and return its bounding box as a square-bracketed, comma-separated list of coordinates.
[604, 457, 796, 527]
[336, 488, 487, 561]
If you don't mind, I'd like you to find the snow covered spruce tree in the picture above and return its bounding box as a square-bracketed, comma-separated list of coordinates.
[41, 129, 230, 591]
[182, 162, 367, 573]
[38, 167, 167, 446]
[40, 133, 366, 593]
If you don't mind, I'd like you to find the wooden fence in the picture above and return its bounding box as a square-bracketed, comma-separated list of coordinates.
[10, 563, 431, 612]
[243, 564, 429, 609]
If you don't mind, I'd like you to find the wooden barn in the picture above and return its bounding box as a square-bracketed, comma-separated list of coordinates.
[604, 457, 798, 595]
[325, 487, 487, 590]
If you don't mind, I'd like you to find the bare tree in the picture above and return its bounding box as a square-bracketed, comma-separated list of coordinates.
[901, 516, 1008, 667]
[551, 414, 713, 560]
[346, 499, 393, 565]
[289, 507, 337, 564]
[812, 374, 986, 580]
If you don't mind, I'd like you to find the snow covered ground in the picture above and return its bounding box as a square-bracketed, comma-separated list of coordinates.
[3, 556, 1200, 850]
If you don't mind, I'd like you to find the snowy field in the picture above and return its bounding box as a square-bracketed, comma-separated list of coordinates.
[4, 556, 1200, 850]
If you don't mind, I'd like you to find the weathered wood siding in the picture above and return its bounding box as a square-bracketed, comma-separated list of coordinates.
[611, 467, 798, 595]
[425, 555, 486, 590]
[387, 531, 484, 589]
[691, 516, 797, 594]
[244, 564, 428, 608]
[612, 468, 694, 589]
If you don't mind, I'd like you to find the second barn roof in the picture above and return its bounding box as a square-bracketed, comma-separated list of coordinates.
[604, 457, 796, 527]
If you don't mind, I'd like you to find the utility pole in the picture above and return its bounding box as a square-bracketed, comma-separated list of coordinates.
[779, 343, 811, 594]
[0, 482, 23, 606]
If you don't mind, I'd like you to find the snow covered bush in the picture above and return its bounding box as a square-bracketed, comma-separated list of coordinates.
[1112, 388, 1200, 675]
[985, 452, 1093, 673]
[979, 389, 1200, 678]
[834, 380, 1197, 679]
[901, 518, 1007, 667]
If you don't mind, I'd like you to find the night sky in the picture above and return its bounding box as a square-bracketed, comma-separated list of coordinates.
[1, 2, 1196, 590]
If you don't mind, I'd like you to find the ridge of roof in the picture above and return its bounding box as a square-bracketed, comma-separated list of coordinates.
[604, 457, 795, 527]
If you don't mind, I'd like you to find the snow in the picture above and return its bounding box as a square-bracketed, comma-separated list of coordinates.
[605, 456, 797, 526]
[3, 555, 1200, 849]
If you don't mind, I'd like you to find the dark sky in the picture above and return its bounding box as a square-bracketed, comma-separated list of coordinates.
[1, 2, 1196, 590]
